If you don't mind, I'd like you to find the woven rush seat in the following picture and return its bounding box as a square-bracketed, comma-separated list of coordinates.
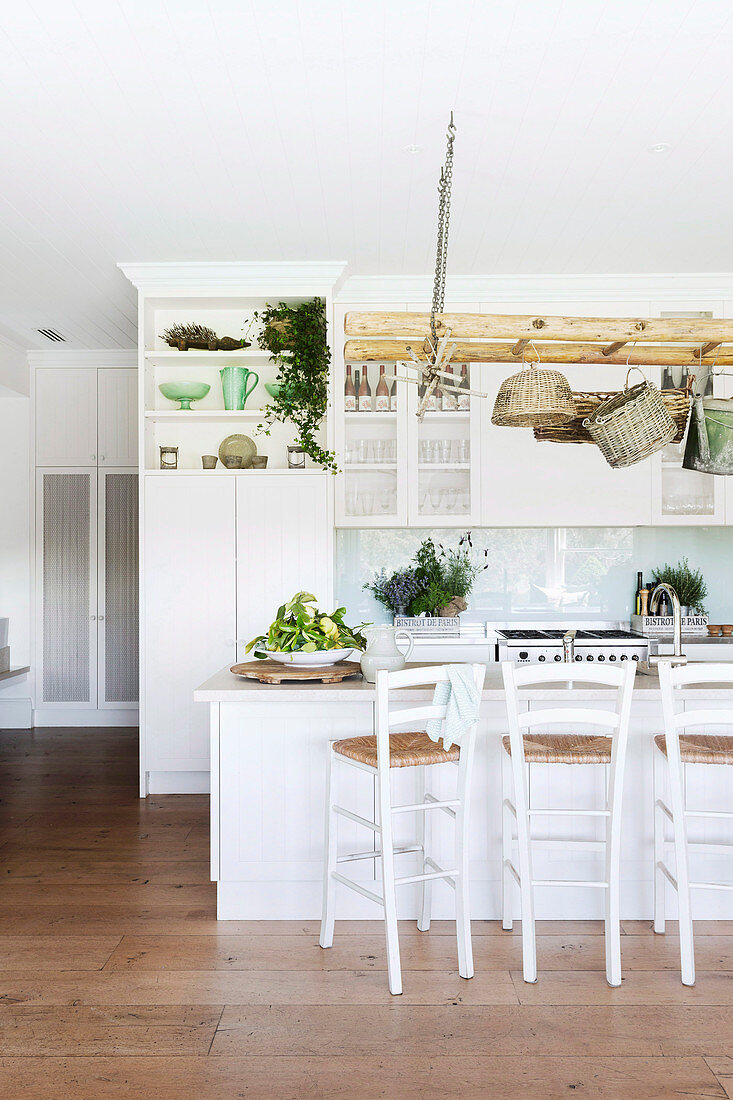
[654, 733, 733, 766]
[332, 731, 460, 769]
[502, 732, 613, 764]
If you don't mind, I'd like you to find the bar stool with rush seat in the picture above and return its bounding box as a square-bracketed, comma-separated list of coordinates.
[655, 661, 733, 986]
[501, 659, 636, 987]
[319, 663, 486, 996]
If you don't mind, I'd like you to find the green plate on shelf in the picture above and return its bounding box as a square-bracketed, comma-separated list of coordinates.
[218, 434, 257, 469]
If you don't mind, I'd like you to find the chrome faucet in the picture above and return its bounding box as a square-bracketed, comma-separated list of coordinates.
[649, 582, 687, 666]
[562, 629, 576, 663]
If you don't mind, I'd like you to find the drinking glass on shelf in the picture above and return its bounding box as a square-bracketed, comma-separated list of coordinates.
[429, 487, 443, 512]
[431, 440, 442, 464]
[372, 440, 385, 464]
[356, 439, 369, 464]
[441, 439, 454, 464]
[458, 439, 470, 464]
[420, 490, 431, 513]
[385, 439, 396, 463]
[418, 440, 430, 464]
[444, 487, 458, 512]
[360, 490, 375, 515]
[345, 486, 357, 515]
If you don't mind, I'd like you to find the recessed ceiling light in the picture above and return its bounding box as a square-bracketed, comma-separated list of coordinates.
[648, 142, 671, 154]
[404, 144, 422, 154]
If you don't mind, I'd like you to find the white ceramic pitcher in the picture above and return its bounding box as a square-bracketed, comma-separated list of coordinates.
[360, 624, 414, 683]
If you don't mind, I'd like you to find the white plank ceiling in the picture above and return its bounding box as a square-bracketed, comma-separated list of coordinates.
[1, 0, 732, 348]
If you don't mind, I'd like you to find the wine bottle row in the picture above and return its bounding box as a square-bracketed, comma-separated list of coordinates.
[344, 363, 471, 413]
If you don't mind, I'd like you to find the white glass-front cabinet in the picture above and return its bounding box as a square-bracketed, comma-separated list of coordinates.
[36, 468, 138, 710]
[35, 366, 137, 467]
[335, 364, 480, 528]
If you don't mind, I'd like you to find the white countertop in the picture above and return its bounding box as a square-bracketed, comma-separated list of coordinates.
[194, 662, 733, 703]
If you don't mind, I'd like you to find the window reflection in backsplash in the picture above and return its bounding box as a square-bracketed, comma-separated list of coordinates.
[335, 527, 733, 626]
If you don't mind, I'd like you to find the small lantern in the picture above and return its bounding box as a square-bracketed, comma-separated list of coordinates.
[287, 446, 306, 470]
[159, 445, 179, 470]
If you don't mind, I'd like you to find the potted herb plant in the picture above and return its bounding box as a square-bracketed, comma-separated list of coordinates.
[652, 557, 708, 615]
[256, 298, 337, 472]
[365, 533, 488, 619]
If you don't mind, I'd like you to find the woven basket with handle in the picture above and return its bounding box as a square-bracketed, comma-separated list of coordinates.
[581, 367, 677, 468]
[491, 363, 576, 427]
[534, 384, 692, 446]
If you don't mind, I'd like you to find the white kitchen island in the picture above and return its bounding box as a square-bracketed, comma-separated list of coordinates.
[194, 664, 733, 921]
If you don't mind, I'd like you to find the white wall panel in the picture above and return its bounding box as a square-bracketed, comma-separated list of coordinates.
[144, 475, 235, 774]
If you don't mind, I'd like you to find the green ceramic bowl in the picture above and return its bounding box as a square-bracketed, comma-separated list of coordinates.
[265, 382, 282, 399]
[159, 382, 211, 410]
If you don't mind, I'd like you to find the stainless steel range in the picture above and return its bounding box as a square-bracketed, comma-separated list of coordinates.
[495, 626, 654, 665]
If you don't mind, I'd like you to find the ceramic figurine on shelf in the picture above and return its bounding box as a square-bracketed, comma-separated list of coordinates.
[159, 323, 251, 351]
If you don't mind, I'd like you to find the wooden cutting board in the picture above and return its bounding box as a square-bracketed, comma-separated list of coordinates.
[230, 660, 363, 685]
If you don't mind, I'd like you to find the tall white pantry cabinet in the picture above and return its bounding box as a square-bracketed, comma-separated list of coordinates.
[32, 355, 139, 724]
[120, 262, 345, 795]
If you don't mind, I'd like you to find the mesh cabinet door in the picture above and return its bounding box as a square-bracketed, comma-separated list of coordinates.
[38, 470, 97, 705]
[100, 471, 139, 706]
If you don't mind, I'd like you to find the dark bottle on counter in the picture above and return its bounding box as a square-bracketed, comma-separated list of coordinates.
[358, 365, 372, 411]
[344, 365, 356, 412]
[634, 571, 644, 616]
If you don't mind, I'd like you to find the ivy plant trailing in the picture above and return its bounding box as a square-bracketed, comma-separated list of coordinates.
[256, 297, 337, 472]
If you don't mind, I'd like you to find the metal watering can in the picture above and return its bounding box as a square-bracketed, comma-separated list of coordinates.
[683, 395, 733, 476]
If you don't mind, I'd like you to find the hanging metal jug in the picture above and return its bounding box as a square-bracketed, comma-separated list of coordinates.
[683, 395, 733, 476]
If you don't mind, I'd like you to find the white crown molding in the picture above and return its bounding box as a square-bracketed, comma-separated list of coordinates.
[118, 261, 349, 296]
[337, 272, 733, 305]
[28, 349, 137, 368]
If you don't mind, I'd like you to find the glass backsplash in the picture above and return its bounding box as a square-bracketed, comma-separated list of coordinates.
[335, 527, 733, 625]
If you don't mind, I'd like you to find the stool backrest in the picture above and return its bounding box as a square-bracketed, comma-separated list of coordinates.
[658, 662, 733, 755]
[375, 663, 486, 764]
[501, 660, 636, 772]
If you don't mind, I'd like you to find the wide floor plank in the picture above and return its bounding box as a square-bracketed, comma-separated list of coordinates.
[0, 1056, 725, 1100]
[511, 969, 733, 1005]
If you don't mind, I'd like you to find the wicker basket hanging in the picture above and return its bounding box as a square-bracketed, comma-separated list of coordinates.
[534, 385, 692, 446]
[491, 360, 576, 427]
[582, 367, 676, 468]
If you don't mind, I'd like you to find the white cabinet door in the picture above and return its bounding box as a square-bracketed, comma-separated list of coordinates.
[144, 475, 236, 775]
[37, 469, 98, 706]
[98, 368, 138, 466]
[480, 362, 653, 526]
[35, 368, 97, 466]
[235, 473, 333, 658]
[99, 470, 139, 707]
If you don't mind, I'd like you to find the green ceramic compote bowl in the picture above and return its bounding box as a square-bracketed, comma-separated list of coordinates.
[159, 382, 211, 410]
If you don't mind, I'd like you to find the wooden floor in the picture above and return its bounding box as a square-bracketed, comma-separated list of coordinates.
[0, 730, 731, 1099]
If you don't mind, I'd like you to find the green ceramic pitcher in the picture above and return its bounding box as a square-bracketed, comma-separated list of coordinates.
[220, 366, 259, 410]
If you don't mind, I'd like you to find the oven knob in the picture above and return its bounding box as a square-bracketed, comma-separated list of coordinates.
[632, 654, 639, 661]
[519, 651, 529, 660]
[609, 654, 617, 661]
[620, 654, 628, 661]
[553, 654, 562, 662]
[574, 654, 583, 662]
[538, 655, 546, 662]
[587, 654, 594, 661]
[598, 654, 605, 662]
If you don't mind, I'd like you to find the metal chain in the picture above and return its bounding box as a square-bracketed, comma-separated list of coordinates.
[430, 112, 456, 346]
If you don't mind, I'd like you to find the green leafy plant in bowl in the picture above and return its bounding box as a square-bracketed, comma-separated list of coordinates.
[246, 591, 368, 666]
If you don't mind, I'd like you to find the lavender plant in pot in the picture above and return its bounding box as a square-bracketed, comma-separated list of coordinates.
[365, 533, 488, 619]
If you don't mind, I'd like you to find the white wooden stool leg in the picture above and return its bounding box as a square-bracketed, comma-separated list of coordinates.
[653, 747, 666, 934]
[417, 765, 431, 933]
[514, 757, 536, 983]
[378, 768, 402, 996]
[501, 750, 513, 931]
[669, 759, 695, 986]
[455, 758, 474, 979]
[319, 750, 338, 949]
[604, 766, 622, 987]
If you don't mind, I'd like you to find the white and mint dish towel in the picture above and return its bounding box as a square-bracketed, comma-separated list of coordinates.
[425, 664, 480, 750]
